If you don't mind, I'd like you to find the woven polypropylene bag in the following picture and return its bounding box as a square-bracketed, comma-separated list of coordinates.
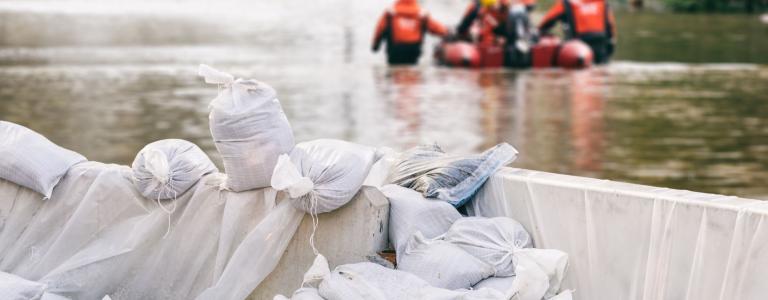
[380, 184, 461, 261]
[132, 139, 217, 200]
[397, 232, 494, 290]
[199, 64, 294, 192]
[444, 217, 533, 276]
[0, 121, 86, 199]
[271, 139, 377, 214]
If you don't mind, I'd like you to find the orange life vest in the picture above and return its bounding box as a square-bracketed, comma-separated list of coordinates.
[565, 0, 609, 35]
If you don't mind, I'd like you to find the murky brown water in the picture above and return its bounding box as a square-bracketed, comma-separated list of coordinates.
[0, 0, 766, 199]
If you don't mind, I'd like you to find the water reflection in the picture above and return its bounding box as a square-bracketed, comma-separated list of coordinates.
[0, 2, 766, 199]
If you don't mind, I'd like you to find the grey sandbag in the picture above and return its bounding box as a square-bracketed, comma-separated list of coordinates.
[0, 121, 86, 199]
[387, 143, 518, 207]
[444, 217, 533, 277]
[199, 65, 295, 192]
[132, 139, 218, 200]
[397, 232, 495, 290]
[380, 184, 461, 261]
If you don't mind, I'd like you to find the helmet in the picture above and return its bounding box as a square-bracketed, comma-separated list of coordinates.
[479, 0, 499, 7]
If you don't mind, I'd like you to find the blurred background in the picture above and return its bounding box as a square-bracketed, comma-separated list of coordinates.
[0, 0, 766, 199]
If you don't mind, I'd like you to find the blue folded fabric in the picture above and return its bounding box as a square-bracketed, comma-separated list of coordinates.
[389, 143, 518, 207]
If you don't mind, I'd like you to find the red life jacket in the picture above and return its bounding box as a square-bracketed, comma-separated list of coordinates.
[384, 7, 429, 45]
[563, 0, 610, 37]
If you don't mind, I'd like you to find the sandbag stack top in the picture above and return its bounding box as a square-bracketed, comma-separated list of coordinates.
[199, 64, 295, 192]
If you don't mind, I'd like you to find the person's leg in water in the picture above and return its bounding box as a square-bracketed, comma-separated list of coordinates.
[580, 35, 610, 64]
[387, 43, 422, 65]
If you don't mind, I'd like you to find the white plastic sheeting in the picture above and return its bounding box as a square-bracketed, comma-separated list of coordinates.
[0, 161, 304, 300]
[468, 167, 768, 300]
[0, 121, 86, 199]
[0, 271, 45, 299]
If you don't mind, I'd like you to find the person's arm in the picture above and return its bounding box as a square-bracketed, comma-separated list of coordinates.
[456, 3, 479, 36]
[372, 13, 389, 52]
[426, 16, 448, 37]
[538, 1, 564, 34]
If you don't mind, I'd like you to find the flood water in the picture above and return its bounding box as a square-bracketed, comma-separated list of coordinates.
[0, 0, 766, 199]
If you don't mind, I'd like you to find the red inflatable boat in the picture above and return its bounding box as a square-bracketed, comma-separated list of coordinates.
[435, 36, 593, 70]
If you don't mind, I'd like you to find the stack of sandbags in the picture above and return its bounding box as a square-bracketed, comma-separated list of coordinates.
[199, 64, 294, 192]
[379, 183, 571, 300]
[131, 139, 217, 200]
[0, 121, 86, 199]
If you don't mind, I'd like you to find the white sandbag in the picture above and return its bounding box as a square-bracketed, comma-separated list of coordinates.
[271, 139, 377, 214]
[0, 271, 45, 300]
[515, 248, 569, 299]
[444, 217, 533, 277]
[472, 276, 517, 299]
[275, 288, 324, 300]
[199, 64, 294, 192]
[131, 139, 217, 200]
[397, 232, 494, 290]
[0, 121, 86, 199]
[379, 184, 461, 260]
[508, 256, 550, 300]
[362, 147, 397, 188]
[488, 248, 568, 300]
[318, 262, 503, 300]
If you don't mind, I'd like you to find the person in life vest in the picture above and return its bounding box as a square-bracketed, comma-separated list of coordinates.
[456, 0, 512, 46]
[538, 0, 617, 64]
[372, 0, 449, 65]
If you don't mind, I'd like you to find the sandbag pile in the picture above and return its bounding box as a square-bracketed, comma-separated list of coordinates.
[378, 184, 570, 300]
[131, 139, 217, 200]
[0, 121, 86, 199]
[387, 143, 518, 207]
[199, 64, 295, 192]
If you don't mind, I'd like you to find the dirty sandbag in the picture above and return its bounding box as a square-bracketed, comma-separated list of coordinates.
[0, 271, 45, 299]
[472, 276, 517, 299]
[380, 184, 461, 261]
[515, 248, 569, 299]
[387, 143, 518, 207]
[271, 139, 377, 214]
[132, 139, 217, 200]
[397, 231, 494, 290]
[318, 262, 503, 300]
[444, 217, 533, 277]
[509, 253, 551, 300]
[199, 64, 294, 192]
[0, 121, 86, 199]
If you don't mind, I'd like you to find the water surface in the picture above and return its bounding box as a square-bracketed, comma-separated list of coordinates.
[0, 0, 766, 199]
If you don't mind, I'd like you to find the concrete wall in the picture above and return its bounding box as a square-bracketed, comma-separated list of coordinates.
[249, 187, 390, 299]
